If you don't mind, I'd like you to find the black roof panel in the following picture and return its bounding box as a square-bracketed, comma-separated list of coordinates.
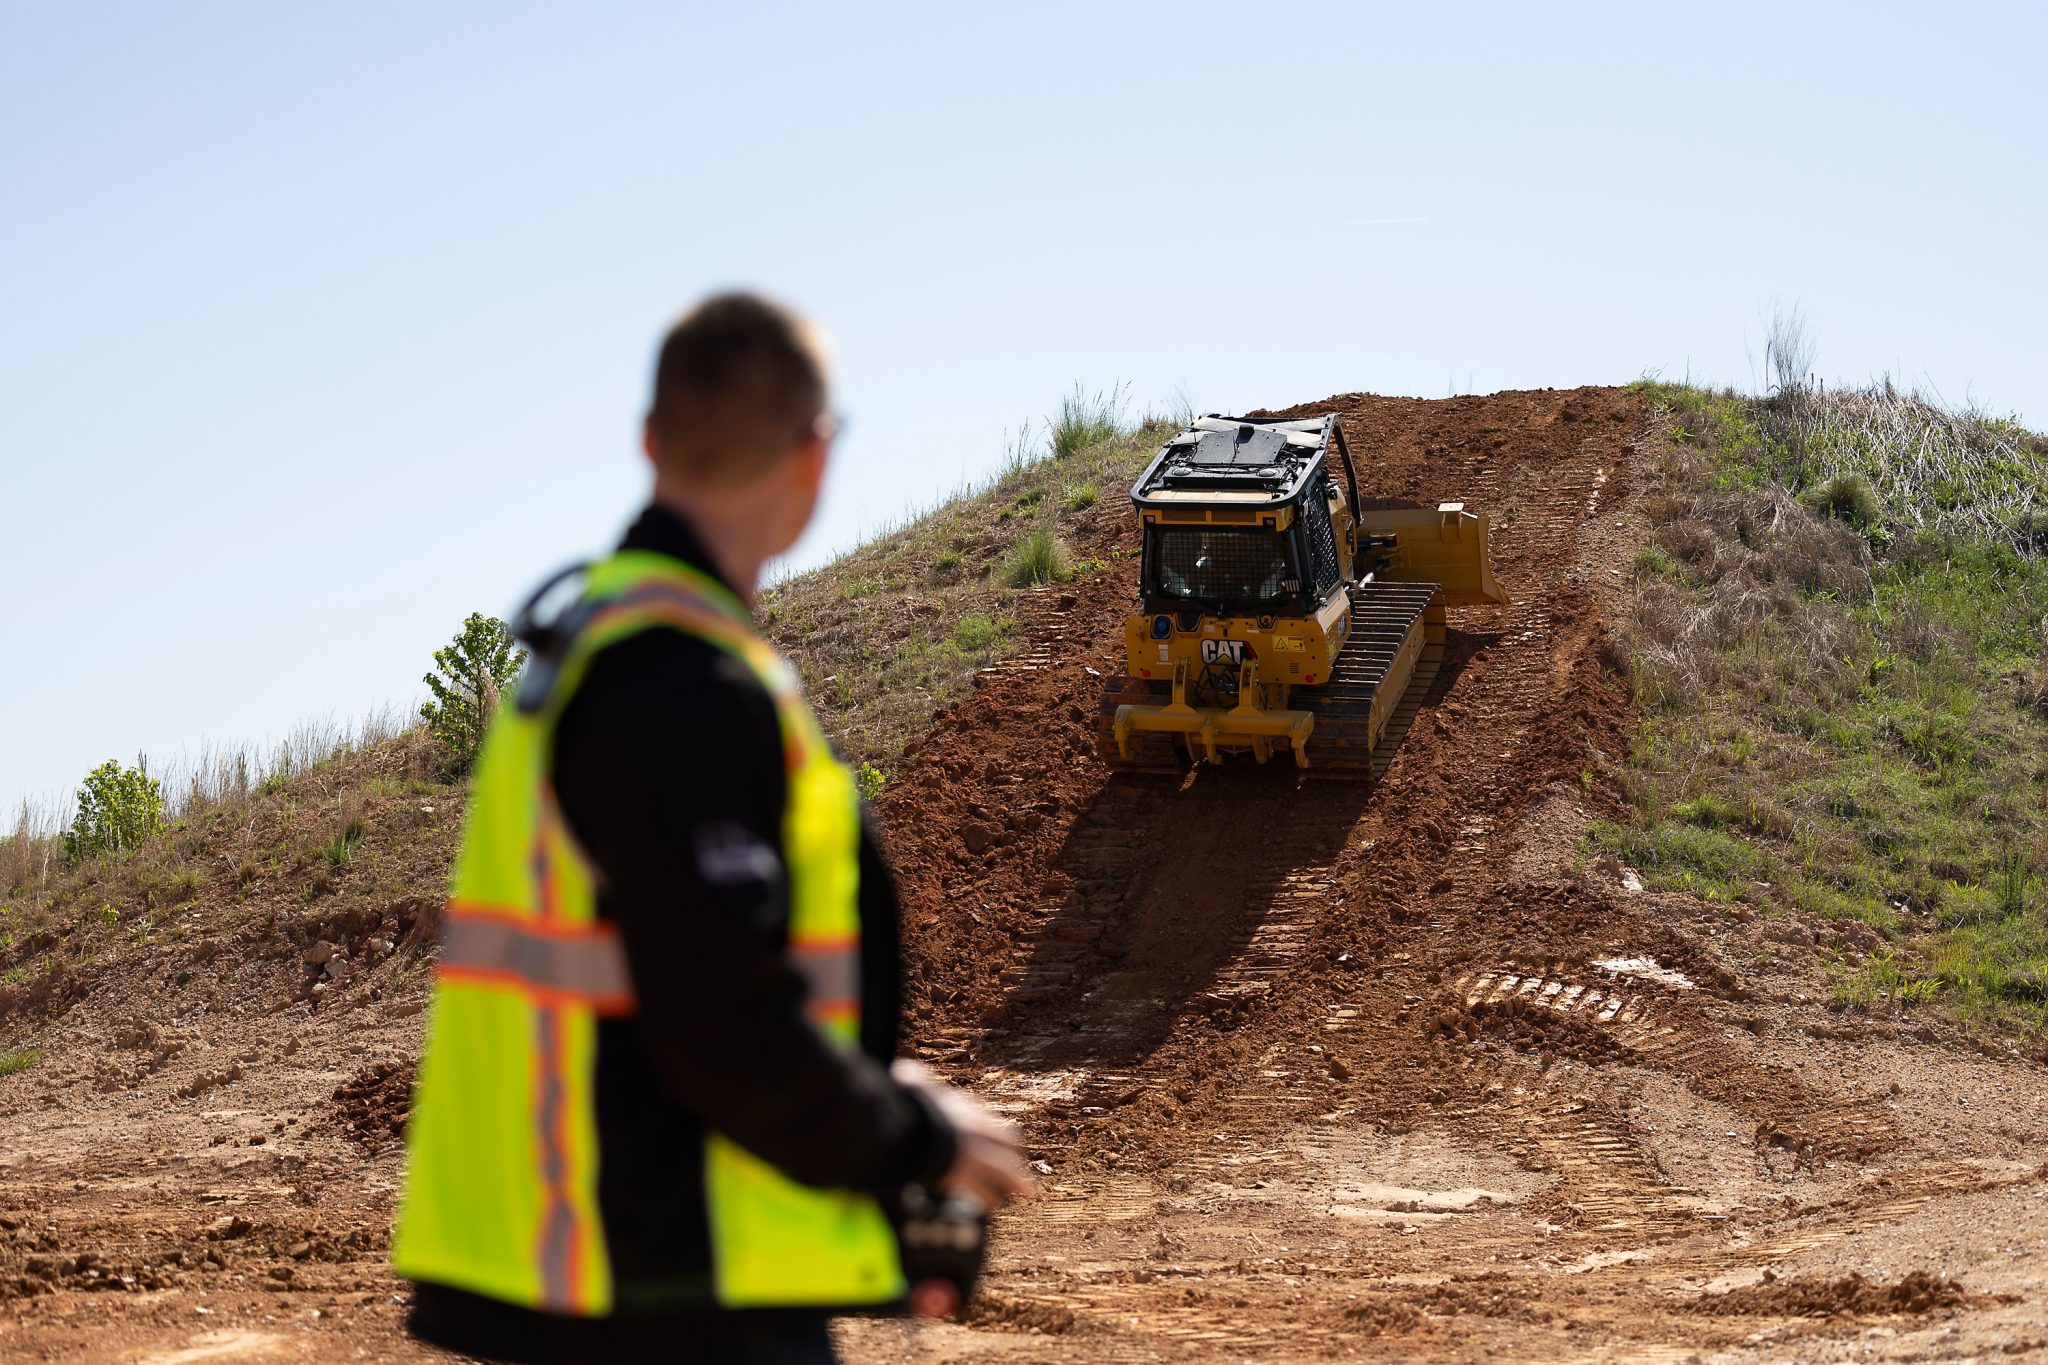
[1132, 414, 1333, 508]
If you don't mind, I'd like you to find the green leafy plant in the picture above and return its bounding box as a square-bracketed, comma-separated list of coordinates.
[856, 762, 887, 802]
[0, 1047, 38, 1076]
[63, 759, 165, 862]
[420, 613, 526, 773]
[1064, 482, 1100, 512]
[326, 822, 365, 870]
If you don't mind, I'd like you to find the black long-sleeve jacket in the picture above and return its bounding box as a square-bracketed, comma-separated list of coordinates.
[408, 505, 952, 1363]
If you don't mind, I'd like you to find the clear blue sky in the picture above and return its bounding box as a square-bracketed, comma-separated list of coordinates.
[4, 1, 2043, 816]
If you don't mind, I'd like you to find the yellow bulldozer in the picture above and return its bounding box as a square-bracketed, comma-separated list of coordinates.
[1098, 413, 1505, 777]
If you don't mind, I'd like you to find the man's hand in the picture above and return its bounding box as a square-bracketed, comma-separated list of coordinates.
[891, 1060, 1035, 1210]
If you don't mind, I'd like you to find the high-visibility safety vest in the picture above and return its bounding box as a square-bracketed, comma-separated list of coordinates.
[393, 550, 905, 1316]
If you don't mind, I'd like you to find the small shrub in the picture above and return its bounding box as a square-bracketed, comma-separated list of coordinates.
[856, 762, 886, 802]
[0, 1047, 38, 1076]
[1805, 472, 1881, 528]
[1064, 482, 1100, 512]
[63, 759, 165, 862]
[1004, 528, 1073, 588]
[420, 613, 526, 774]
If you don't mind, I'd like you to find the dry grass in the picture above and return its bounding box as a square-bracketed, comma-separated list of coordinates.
[2, 707, 418, 906]
[1601, 382, 2048, 1031]
[0, 724, 459, 1035]
[1754, 383, 2048, 553]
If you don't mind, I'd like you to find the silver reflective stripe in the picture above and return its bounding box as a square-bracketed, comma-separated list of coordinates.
[790, 944, 859, 1005]
[604, 582, 747, 629]
[441, 914, 636, 1007]
[533, 1007, 577, 1310]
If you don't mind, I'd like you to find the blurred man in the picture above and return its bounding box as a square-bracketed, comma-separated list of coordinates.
[395, 292, 1030, 1363]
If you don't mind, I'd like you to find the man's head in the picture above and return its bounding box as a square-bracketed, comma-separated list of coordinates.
[643, 291, 836, 565]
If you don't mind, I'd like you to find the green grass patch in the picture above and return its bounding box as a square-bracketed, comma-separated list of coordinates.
[0, 1047, 39, 1076]
[951, 613, 1012, 653]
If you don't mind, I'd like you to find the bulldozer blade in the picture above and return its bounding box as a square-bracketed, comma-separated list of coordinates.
[1355, 504, 1507, 606]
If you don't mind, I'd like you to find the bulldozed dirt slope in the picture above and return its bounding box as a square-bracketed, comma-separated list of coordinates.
[849, 386, 2048, 1361]
[3, 386, 2046, 1363]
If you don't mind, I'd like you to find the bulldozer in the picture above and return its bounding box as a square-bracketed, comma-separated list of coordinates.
[1098, 413, 1505, 777]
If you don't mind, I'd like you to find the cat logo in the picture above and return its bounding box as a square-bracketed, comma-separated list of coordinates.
[1201, 639, 1246, 665]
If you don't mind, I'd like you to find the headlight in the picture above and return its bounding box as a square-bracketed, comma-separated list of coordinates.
[1151, 615, 1173, 640]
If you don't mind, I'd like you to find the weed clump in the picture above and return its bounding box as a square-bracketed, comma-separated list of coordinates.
[1804, 471, 1881, 529]
[1004, 529, 1073, 588]
[1050, 384, 1127, 460]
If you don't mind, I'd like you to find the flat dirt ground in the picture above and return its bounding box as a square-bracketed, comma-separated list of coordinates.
[4, 387, 2046, 1363]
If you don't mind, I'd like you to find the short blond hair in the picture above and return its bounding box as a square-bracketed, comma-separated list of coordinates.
[646, 292, 829, 481]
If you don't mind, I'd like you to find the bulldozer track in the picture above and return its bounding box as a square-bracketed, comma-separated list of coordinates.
[1295, 582, 1444, 777]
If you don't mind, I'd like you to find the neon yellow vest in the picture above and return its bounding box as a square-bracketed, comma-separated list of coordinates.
[393, 551, 904, 1315]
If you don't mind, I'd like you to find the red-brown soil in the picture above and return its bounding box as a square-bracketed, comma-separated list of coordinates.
[5, 387, 2047, 1363]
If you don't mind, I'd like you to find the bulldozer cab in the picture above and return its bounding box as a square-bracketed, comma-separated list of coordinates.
[1133, 416, 1346, 619]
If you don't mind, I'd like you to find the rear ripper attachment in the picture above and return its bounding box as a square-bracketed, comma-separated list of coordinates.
[1097, 414, 1503, 778]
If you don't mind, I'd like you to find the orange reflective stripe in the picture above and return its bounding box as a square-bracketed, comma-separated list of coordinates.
[806, 999, 859, 1027]
[788, 932, 858, 951]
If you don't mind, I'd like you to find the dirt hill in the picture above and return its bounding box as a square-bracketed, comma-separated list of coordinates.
[4, 386, 2047, 1363]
